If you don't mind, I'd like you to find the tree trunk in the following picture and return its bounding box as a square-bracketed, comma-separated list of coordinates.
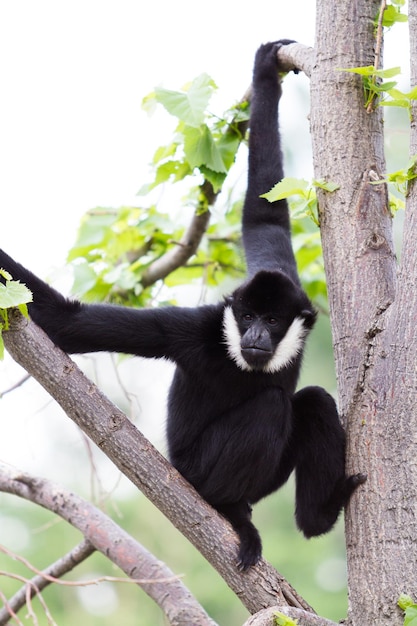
[311, 1, 417, 624]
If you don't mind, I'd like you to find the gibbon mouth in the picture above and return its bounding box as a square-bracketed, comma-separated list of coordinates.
[241, 347, 272, 367]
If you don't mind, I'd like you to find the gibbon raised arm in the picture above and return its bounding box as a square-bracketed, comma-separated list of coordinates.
[0, 41, 365, 571]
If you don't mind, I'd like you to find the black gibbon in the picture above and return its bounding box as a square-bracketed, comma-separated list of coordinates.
[0, 41, 365, 570]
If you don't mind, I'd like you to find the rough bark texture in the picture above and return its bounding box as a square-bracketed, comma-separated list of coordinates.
[310, 1, 417, 624]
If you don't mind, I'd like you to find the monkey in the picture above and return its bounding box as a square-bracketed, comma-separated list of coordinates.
[0, 41, 365, 570]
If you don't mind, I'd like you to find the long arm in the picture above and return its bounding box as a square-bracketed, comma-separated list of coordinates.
[0, 248, 214, 363]
[242, 41, 299, 283]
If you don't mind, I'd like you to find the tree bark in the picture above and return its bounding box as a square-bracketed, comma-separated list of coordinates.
[310, 1, 416, 624]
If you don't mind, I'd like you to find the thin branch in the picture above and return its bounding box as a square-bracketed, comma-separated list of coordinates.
[0, 590, 24, 626]
[0, 374, 30, 397]
[0, 463, 217, 626]
[0, 542, 184, 586]
[0, 572, 56, 626]
[140, 172, 224, 287]
[276, 42, 315, 78]
[0, 540, 95, 625]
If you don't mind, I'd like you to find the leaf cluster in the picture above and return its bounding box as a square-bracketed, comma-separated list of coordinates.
[0, 268, 32, 359]
[341, 65, 417, 115]
[141, 73, 249, 195]
[377, 0, 408, 28]
[67, 202, 245, 305]
[371, 155, 417, 199]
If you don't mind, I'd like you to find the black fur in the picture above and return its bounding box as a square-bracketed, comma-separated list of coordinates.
[0, 41, 365, 571]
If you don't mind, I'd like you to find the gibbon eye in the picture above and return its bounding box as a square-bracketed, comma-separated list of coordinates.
[267, 316, 278, 326]
[242, 313, 253, 323]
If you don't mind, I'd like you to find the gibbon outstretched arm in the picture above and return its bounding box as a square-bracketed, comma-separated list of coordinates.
[242, 41, 299, 284]
[0, 249, 220, 365]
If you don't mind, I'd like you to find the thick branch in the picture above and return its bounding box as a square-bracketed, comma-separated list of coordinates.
[0, 539, 95, 625]
[2, 312, 314, 616]
[0, 464, 216, 626]
[141, 181, 213, 287]
[276, 42, 314, 77]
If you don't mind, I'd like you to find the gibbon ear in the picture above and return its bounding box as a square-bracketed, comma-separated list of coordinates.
[301, 308, 317, 329]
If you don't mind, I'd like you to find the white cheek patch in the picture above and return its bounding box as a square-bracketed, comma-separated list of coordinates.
[222, 305, 308, 374]
[223, 305, 253, 371]
[263, 316, 308, 373]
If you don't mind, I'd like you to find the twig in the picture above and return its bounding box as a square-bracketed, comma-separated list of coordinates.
[0, 573, 55, 626]
[0, 374, 30, 397]
[366, 0, 387, 113]
[0, 540, 95, 624]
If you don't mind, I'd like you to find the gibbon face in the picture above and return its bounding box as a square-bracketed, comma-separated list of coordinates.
[223, 270, 316, 373]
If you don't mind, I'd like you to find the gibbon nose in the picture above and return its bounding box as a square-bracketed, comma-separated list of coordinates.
[240, 323, 273, 353]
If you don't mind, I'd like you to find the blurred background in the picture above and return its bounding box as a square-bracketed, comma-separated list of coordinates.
[0, 1, 410, 624]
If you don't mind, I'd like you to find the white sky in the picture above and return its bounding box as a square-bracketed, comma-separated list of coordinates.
[0, 1, 319, 275]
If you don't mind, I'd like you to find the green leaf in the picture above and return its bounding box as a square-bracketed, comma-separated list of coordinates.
[141, 91, 157, 115]
[0, 268, 12, 281]
[398, 594, 417, 626]
[261, 177, 310, 202]
[381, 99, 411, 108]
[339, 65, 401, 79]
[382, 5, 408, 27]
[374, 66, 402, 79]
[154, 73, 216, 127]
[152, 142, 178, 165]
[404, 605, 417, 624]
[183, 124, 227, 173]
[70, 212, 115, 252]
[0, 280, 32, 309]
[71, 261, 100, 298]
[399, 594, 415, 610]
[372, 80, 398, 93]
[154, 160, 191, 186]
[389, 192, 405, 213]
[274, 611, 298, 626]
[199, 166, 227, 192]
[339, 65, 376, 76]
[407, 86, 417, 100]
[216, 132, 241, 171]
[313, 178, 340, 192]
